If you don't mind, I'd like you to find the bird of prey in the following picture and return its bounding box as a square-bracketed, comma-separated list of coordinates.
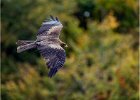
[16, 16, 68, 77]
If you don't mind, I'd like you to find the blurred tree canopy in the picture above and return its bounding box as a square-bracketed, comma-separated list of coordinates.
[1, 0, 139, 100]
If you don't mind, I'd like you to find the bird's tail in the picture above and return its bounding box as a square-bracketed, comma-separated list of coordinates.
[16, 40, 36, 53]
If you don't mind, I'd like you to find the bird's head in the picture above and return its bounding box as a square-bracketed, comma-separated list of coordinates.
[61, 42, 68, 48]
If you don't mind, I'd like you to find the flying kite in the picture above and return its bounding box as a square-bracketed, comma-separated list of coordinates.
[16, 16, 68, 77]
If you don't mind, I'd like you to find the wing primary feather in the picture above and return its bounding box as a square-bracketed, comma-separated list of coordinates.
[37, 15, 63, 36]
[50, 15, 55, 21]
[48, 68, 58, 77]
[56, 17, 59, 21]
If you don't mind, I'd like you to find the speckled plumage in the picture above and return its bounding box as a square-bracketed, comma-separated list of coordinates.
[16, 16, 66, 77]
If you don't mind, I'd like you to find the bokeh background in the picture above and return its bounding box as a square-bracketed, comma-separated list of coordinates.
[1, 0, 139, 100]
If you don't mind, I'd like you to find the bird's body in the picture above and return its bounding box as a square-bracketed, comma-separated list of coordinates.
[16, 16, 67, 77]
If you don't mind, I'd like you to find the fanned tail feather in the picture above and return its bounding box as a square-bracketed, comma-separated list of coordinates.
[16, 40, 34, 46]
[16, 40, 36, 53]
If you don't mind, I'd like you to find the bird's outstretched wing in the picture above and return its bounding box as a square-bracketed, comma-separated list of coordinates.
[37, 16, 63, 38]
[37, 43, 66, 77]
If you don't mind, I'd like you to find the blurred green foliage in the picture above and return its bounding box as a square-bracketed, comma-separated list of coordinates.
[1, 0, 139, 100]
